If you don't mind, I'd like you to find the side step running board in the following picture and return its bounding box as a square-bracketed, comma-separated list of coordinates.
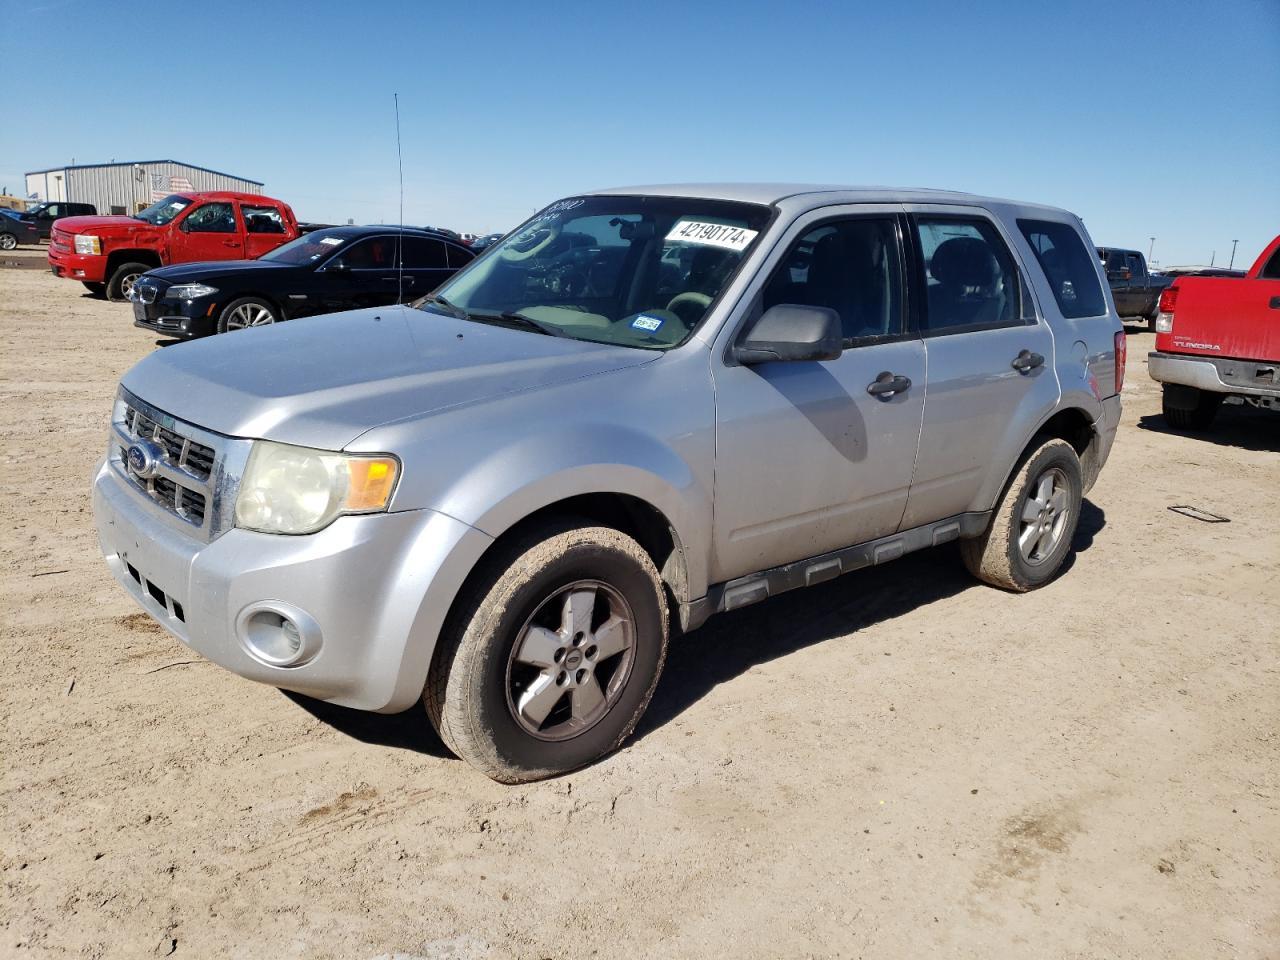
[679, 511, 992, 633]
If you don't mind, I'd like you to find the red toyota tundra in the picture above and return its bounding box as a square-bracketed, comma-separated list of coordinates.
[1148, 234, 1280, 429]
[48, 192, 299, 300]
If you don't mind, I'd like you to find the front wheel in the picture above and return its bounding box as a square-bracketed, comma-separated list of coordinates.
[0, 232, 17, 251]
[216, 297, 278, 334]
[106, 262, 149, 301]
[425, 520, 669, 783]
[961, 438, 1083, 592]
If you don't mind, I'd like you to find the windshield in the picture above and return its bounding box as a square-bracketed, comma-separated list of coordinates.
[259, 230, 349, 264]
[133, 194, 193, 225]
[417, 195, 771, 349]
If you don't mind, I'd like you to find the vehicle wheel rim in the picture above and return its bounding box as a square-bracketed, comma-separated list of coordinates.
[226, 303, 275, 330]
[0, 234, 15, 250]
[505, 579, 637, 742]
[1018, 466, 1071, 565]
[121, 273, 141, 298]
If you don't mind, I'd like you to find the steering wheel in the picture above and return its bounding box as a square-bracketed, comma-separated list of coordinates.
[665, 291, 712, 326]
[499, 221, 561, 262]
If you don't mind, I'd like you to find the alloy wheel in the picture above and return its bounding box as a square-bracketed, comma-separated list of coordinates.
[225, 303, 275, 330]
[505, 580, 636, 741]
[1018, 466, 1071, 565]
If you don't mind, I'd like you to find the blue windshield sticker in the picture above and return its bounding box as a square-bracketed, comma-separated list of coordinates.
[631, 315, 664, 332]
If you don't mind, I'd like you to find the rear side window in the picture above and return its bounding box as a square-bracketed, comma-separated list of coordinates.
[1261, 246, 1280, 280]
[242, 205, 285, 234]
[1019, 219, 1107, 318]
[446, 244, 475, 269]
[915, 217, 1026, 333]
[399, 236, 449, 269]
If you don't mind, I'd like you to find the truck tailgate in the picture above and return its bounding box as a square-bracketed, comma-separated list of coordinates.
[1157, 276, 1280, 363]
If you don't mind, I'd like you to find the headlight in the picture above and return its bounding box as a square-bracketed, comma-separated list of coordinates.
[74, 235, 101, 255]
[165, 283, 218, 300]
[234, 441, 400, 535]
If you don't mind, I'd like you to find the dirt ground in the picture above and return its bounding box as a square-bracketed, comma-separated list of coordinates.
[2, 246, 1277, 960]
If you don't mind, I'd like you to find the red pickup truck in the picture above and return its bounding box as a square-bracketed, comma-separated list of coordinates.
[48, 191, 299, 300]
[1149, 234, 1280, 429]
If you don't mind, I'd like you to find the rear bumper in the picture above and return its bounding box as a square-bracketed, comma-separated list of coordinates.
[47, 247, 107, 282]
[1148, 351, 1280, 398]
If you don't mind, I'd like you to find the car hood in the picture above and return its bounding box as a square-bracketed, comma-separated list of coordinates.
[144, 259, 296, 284]
[55, 215, 161, 237]
[120, 305, 657, 449]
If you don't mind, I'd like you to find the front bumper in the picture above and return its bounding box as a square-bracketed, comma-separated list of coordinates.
[93, 459, 493, 712]
[1148, 351, 1280, 398]
[48, 247, 107, 282]
[131, 295, 216, 339]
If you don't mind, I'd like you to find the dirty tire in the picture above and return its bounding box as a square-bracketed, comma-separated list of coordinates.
[425, 520, 669, 783]
[106, 261, 149, 301]
[1162, 385, 1221, 431]
[81, 281, 106, 297]
[961, 438, 1083, 592]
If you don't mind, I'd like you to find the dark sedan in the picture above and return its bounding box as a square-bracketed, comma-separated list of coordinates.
[0, 208, 40, 249]
[130, 226, 475, 338]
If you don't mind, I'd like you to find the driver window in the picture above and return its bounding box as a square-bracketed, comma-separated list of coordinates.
[337, 237, 395, 270]
[763, 217, 904, 343]
[184, 203, 237, 233]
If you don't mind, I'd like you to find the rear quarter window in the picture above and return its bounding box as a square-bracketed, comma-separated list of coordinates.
[1019, 219, 1107, 318]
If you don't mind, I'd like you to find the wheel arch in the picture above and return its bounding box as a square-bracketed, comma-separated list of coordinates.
[982, 405, 1100, 515]
[105, 248, 162, 274]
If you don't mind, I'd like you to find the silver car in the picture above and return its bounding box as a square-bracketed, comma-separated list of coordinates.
[93, 184, 1124, 781]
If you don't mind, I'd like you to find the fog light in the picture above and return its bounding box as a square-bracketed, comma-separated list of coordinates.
[73, 269, 85, 277]
[236, 601, 321, 667]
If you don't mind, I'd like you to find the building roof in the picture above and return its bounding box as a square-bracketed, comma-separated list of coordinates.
[23, 159, 263, 186]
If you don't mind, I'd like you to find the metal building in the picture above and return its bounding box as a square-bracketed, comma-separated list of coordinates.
[24, 159, 265, 215]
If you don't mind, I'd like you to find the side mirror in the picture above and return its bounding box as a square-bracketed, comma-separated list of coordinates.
[733, 304, 842, 364]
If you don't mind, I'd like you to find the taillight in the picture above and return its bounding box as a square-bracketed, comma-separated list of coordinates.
[1156, 286, 1177, 333]
[1114, 330, 1127, 394]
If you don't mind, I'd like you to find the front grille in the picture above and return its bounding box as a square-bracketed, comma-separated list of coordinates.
[134, 282, 159, 304]
[109, 391, 243, 539]
[128, 406, 214, 481]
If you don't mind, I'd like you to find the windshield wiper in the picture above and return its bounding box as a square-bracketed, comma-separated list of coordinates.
[467, 310, 568, 338]
[420, 293, 468, 320]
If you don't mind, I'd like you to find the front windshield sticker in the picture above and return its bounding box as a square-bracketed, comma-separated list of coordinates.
[319, 236, 343, 245]
[631, 314, 664, 332]
[665, 220, 758, 252]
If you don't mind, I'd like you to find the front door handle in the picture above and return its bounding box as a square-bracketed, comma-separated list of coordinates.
[1011, 350, 1045, 373]
[222, 240, 241, 248]
[867, 371, 912, 399]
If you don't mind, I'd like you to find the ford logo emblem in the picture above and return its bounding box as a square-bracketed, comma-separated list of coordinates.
[126, 440, 163, 478]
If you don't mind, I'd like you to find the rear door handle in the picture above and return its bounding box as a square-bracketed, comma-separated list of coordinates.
[867, 371, 912, 399]
[1011, 350, 1045, 373]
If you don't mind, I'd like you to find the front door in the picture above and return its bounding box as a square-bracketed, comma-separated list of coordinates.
[711, 208, 925, 583]
[170, 201, 244, 262]
[897, 209, 1058, 529]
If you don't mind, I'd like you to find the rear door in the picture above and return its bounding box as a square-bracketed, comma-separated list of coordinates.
[898, 208, 1058, 529]
[240, 203, 290, 259]
[396, 235, 454, 300]
[710, 206, 926, 582]
[169, 201, 245, 263]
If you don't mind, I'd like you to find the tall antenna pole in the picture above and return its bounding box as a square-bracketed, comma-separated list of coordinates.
[1229, 240, 1239, 269]
[394, 93, 405, 304]
[1148, 237, 1155, 262]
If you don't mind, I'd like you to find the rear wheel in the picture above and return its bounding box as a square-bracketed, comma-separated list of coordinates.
[106, 262, 149, 301]
[216, 297, 278, 334]
[1162, 384, 1222, 430]
[962, 438, 1083, 592]
[81, 281, 106, 297]
[0, 232, 17, 251]
[425, 520, 668, 783]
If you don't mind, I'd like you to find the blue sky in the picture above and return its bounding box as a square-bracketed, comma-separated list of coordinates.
[4, 0, 1277, 267]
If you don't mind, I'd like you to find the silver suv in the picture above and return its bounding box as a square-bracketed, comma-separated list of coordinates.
[93, 185, 1124, 782]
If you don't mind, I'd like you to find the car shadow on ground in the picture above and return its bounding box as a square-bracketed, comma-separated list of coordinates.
[1137, 407, 1279, 453]
[283, 690, 452, 759]
[291, 500, 1106, 760]
[637, 498, 1106, 741]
